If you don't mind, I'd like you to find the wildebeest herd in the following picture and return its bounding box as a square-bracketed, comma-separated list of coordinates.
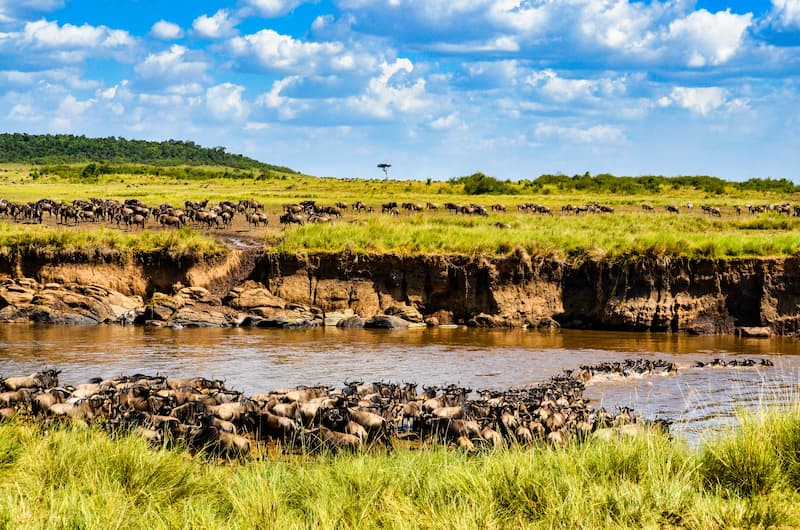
[0, 197, 267, 230]
[0, 357, 774, 458]
[1, 195, 797, 234]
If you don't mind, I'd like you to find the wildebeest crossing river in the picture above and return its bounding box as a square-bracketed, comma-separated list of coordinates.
[1, 325, 798, 443]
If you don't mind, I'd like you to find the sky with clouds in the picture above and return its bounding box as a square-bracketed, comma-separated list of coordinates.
[0, 0, 798, 181]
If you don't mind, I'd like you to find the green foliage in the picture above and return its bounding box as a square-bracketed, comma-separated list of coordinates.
[529, 173, 800, 195]
[450, 172, 518, 195]
[700, 427, 782, 497]
[737, 177, 799, 194]
[0, 133, 295, 173]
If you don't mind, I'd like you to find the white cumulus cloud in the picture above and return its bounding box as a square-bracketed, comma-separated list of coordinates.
[255, 76, 308, 120]
[575, 0, 660, 52]
[346, 58, 432, 119]
[770, 0, 800, 28]
[228, 29, 366, 74]
[667, 9, 752, 67]
[150, 20, 183, 40]
[0, 19, 135, 64]
[244, 0, 305, 17]
[526, 70, 626, 103]
[135, 45, 207, 84]
[193, 9, 237, 39]
[206, 83, 248, 121]
[659, 86, 728, 115]
[21, 19, 133, 50]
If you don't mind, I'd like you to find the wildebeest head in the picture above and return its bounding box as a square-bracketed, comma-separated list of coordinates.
[35, 369, 61, 389]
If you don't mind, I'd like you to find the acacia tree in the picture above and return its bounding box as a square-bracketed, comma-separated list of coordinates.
[377, 163, 391, 179]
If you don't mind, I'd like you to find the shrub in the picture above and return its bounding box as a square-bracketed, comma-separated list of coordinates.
[450, 172, 517, 195]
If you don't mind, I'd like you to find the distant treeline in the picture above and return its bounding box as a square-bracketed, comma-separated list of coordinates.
[526, 173, 799, 195]
[36, 163, 282, 182]
[0, 133, 295, 173]
[449, 172, 799, 196]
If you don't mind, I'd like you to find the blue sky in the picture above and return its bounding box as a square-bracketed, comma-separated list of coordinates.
[0, 1, 798, 181]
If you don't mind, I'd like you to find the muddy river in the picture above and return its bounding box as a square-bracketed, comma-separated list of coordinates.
[1, 325, 798, 442]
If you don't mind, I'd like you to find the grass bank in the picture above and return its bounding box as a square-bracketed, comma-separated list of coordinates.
[0, 224, 226, 263]
[1, 211, 799, 263]
[2, 407, 800, 529]
[2, 165, 800, 260]
[275, 212, 800, 259]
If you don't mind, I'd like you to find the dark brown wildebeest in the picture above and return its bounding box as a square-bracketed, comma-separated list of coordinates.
[159, 214, 183, 228]
[128, 214, 146, 230]
[247, 212, 269, 228]
[280, 213, 304, 225]
[444, 202, 460, 214]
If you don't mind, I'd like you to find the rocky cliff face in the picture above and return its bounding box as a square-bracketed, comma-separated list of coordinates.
[248, 251, 796, 335]
[0, 249, 797, 336]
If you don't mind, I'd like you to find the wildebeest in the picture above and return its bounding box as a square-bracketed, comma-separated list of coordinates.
[280, 213, 304, 225]
[246, 212, 269, 228]
[159, 214, 183, 228]
[2, 369, 60, 391]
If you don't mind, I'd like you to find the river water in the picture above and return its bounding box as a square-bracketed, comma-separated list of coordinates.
[1, 325, 798, 442]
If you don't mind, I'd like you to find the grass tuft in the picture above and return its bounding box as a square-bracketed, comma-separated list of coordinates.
[2, 417, 800, 528]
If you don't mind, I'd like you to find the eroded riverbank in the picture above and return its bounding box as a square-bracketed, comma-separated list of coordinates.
[0, 248, 798, 336]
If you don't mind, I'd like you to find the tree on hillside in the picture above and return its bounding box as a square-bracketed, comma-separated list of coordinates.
[0, 133, 296, 173]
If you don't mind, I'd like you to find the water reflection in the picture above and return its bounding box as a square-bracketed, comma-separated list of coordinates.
[0, 324, 798, 441]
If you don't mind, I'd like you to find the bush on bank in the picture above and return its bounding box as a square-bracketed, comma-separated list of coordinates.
[2, 407, 800, 529]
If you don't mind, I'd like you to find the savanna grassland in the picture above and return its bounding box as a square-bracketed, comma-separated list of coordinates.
[2, 162, 800, 262]
[2, 137, 800, 529]
[3, 406, 800, 529]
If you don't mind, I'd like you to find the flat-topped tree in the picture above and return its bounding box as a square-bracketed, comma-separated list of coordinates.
[378, 163, 391, 179]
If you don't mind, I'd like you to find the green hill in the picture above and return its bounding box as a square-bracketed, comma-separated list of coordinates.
[0, 133, 295, 173]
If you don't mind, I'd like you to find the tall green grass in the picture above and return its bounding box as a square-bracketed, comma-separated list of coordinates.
[3, 409, 800, 529]
[275, 213, 800, 259]
[0, 223, 226, 262]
